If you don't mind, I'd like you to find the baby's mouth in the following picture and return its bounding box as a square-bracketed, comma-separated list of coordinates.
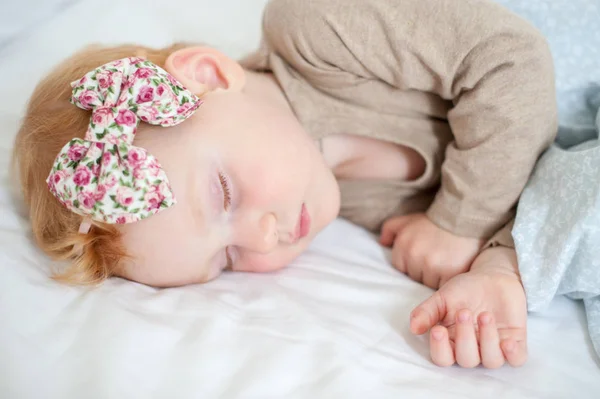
[291, 203, 311, 244]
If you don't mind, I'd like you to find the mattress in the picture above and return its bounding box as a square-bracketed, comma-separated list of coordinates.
[1, 0, 599, 398]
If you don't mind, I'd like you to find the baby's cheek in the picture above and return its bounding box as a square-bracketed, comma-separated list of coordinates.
[240, 161, 300, 205]
[244, 176, 287, 206]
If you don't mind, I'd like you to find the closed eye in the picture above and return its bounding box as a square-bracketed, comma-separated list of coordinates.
[219, 172, 232, 211]
[217, 171, 234, 269]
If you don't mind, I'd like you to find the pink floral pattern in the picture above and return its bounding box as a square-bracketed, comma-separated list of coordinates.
[46, 57, 202, 224]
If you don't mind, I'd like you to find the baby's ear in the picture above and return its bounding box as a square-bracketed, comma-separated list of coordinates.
[165, 46, 246, 96]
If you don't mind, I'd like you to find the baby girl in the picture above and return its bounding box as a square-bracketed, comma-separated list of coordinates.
[12, 0, 557, 369]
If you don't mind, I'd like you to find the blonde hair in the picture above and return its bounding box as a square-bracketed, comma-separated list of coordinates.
[13, 43, 190, 285]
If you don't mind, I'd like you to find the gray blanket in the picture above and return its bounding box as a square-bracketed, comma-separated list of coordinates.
[513, 92, 600, 361]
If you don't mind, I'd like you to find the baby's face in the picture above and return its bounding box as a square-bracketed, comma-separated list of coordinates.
[117, 82, 340, 287]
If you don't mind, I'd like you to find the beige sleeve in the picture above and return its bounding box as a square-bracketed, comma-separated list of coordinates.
[423, 16, 558, 237]
[255, 0, 558, 239]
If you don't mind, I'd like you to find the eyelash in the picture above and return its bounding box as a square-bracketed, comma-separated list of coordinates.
[218, 172, 232, 211]
[217, 172, 234, 269]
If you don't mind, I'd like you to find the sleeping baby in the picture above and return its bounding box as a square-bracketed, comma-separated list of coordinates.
[12, 0, 558, 369]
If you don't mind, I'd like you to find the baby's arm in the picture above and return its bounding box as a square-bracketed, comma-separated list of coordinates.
[360, 0, 558, 286]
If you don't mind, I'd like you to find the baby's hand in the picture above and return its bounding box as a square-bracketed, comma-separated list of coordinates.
[410, 246, 528, 369]
[380, 213, 483, 288]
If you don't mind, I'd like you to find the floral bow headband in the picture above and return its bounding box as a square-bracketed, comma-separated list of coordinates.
[47, 57, 202, 226]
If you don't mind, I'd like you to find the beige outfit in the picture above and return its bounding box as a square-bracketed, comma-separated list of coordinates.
[241, 0, 558, 247]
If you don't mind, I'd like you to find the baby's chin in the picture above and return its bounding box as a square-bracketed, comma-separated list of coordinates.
[232, 242, 312, 274]
[232, 256, 295, 274]
[232, 263, 287, 274]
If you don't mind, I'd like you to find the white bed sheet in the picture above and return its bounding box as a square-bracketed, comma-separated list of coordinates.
[1, 1, 599, 398]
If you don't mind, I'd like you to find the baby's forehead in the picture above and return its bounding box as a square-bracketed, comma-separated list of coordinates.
[135, 121, 189, 149]
[134, 123, 201, 178]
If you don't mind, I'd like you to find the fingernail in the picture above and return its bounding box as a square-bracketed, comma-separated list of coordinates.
[479, 313, 491, 325]
[432, 330, 444, 341]
[458, 311, 470, 323]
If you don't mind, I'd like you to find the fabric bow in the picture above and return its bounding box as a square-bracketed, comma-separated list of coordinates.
[46, 57, 202, 224]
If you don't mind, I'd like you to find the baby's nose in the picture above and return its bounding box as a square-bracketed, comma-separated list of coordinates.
[241, 212, 279, 253]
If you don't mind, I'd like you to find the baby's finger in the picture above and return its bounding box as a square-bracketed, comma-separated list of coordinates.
[454, 309, 481, 368]
[410, 292, 446, 335]
[478, 312, 504, 369]
[430, 326, 455, 367]
[380, 216, 412, 246]
[391, 246, 407, 274]
[379, 229, 396, 248]
[501, 339, 528, 367]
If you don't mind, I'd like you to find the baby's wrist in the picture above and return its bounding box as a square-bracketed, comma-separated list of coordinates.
[471, 246, 520, 279]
